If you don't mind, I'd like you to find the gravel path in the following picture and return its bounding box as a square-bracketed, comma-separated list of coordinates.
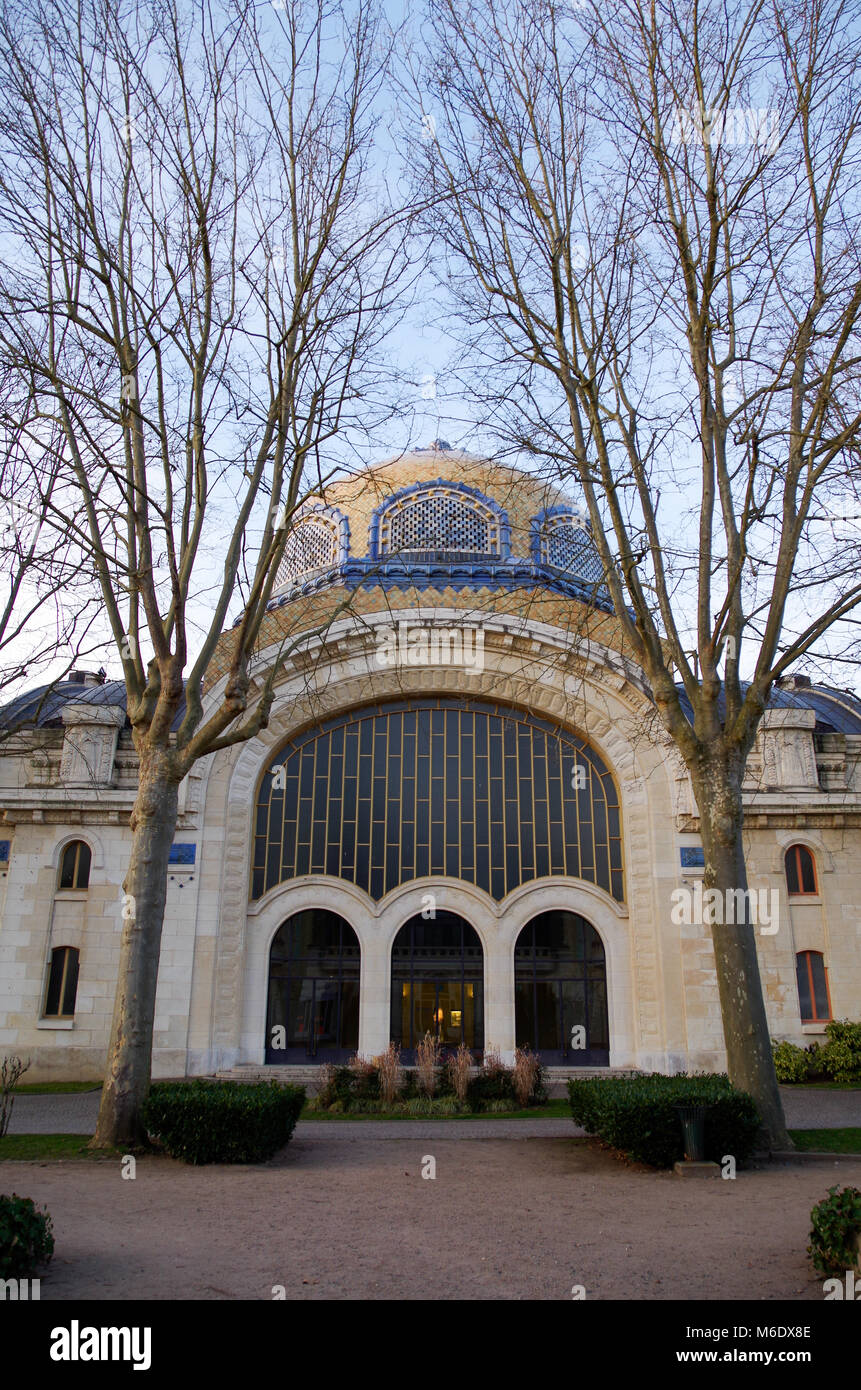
[5, 1085, 860, 1135]
[2, 1138, 859, 1300]
[779, 1087, 861, 1128]
[6, 1090, 102, 1135]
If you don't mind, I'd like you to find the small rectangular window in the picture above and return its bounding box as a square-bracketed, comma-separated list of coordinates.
[796, 951, 831, 1023]
[44, 947, 80, 1018]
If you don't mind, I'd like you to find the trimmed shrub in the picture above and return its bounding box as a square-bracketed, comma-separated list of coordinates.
[340, 1055, 380, 1102]
[567, 1072, 761, 1168]
[465, 1051, 546, 1111]
[400, 1066, 419, 1101]
[808, 1185, 861, 1276]
[316, 1065, 356, 1109]
[0, 1194, 54, 1277]
[467, 1066, 515, 1111]
[772, 1040, 813, 1083]
[434, 1063, 456, 1097]
[142, 1079, 305, 1164]
[818, 1021, 861, 1085]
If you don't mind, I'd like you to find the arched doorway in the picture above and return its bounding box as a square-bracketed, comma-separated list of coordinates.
[391, 912, 484, 1061]
[265, 910, 360, 1063]
[514, 911, 609, 1065]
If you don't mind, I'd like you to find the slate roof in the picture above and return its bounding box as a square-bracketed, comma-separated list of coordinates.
[671, 680, 861, 734]
[0, 678, 186, 731]
[2, 672, 860, 736]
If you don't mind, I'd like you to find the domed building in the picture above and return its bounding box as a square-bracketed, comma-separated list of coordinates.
[1, 444, 860, 1082]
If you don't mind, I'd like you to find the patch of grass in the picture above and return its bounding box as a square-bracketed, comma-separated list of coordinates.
[789, 1128, 861, 1153]
[14, 1082, 102, 1094]
[0, 1133, 121, 1161]
[299, 1097, 572, 1121]
[784, 1082, 861, 1092]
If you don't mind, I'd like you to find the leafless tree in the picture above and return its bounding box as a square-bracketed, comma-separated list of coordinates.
[0, 373, 104, 715]
[409, 0, 861, 1146]
[0, 0, 414, 1145]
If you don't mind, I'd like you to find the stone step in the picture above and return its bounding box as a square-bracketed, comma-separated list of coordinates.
[212, 1063, 641, 1095]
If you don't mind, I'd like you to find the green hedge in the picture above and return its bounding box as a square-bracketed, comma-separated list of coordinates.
[808, 1185, 861, 1276]
[142, 1079, 305, 1164]
[0, 1194, 54, 1277]
[819, 1021, 861, 1085]
[772, 1022, 861, 1085]
[772, 1040, 814, 1083]
[567, 1073, 761, 1168]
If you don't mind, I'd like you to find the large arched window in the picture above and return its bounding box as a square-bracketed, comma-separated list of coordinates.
[796, 950, 831, 1023]
[369, 481, 509, 560]
[43, 946, 80, 1018]
[390, 912, 484, 1060]
[265, 910, 360, 1062]
[785, 844, 818, 896]
[58, 840, 91, 890]
[515, 912, 609, 1065]
[252, 700, 624, 903]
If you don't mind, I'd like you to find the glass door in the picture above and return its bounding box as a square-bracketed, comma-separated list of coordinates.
[391, 913, 484, 1062]
[514, 912, 610, 1065]
[265, 911, 361, 1063]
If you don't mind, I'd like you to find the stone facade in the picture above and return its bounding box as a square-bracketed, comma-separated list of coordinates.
[1, 451, 859, 1081]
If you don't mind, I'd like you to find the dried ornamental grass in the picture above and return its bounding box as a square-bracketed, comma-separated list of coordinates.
[415, 1031, 441, 1097]
[446, 1042, 473, 1103]
[512, 1046, 541, 1107]
[374, 1042, 402, 1106]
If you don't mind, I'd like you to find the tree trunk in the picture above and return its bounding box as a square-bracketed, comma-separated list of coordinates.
[91, 748, 180, 1149]
[693, 758, 792, 1151]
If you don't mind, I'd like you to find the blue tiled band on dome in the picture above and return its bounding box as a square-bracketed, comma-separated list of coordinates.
[262, 555, 616, 614]
[368, 478, 511, 560]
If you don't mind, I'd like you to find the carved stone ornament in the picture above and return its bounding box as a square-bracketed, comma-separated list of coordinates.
[59, 704, 125, 788]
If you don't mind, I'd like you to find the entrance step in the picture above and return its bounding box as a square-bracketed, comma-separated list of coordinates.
[212, 1063, 641, 1097]
[213, 1064, 326, 1091]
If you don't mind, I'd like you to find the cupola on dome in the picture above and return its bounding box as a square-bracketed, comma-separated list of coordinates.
[265, 445, 612, 612]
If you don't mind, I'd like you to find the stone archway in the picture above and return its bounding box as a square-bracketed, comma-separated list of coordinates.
[203, 609, 672, 1073]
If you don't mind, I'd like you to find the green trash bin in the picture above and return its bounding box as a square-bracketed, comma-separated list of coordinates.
[673, 1103, 712, 1161]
